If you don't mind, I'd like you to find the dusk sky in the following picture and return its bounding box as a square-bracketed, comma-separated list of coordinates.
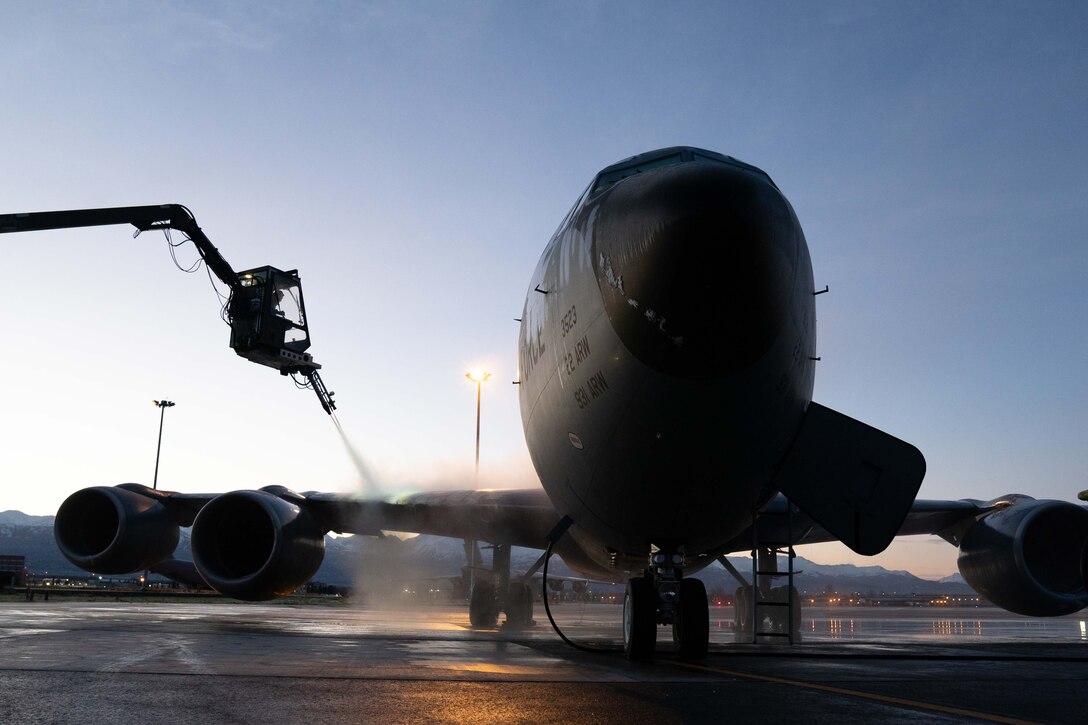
[2, 2, 1085, 579]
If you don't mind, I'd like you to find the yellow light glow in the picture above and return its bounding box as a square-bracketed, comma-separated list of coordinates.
[446, 663, 552, 675]
[465, 369, 492, 383]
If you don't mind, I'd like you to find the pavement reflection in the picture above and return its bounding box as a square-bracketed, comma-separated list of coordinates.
[0, 602, 1084, 724]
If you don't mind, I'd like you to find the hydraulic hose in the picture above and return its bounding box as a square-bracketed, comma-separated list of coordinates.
[540, 518, 621, 654]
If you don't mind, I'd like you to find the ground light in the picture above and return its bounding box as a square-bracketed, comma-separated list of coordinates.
[465, 371, 491, 486]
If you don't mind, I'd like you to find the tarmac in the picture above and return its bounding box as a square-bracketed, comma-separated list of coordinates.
[0, 600, 1085, 724]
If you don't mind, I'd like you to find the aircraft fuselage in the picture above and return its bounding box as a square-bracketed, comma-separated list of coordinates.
[518, 147, 818, 577]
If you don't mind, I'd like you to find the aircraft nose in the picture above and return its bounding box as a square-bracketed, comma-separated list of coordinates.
[591, 160, 802, 378]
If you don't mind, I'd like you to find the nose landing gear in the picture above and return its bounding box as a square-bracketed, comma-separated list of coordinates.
[622, 547, 709, 660]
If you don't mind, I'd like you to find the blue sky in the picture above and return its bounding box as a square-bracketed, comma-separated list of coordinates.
[1, 2, 1085, 578]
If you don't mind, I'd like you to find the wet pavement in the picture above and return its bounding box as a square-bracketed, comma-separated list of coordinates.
[0, 601, 1085, 723]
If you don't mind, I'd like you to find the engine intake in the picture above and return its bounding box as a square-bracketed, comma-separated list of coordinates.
[957, 496, 1088, 616]
[191, 488, 325, 601]
[54, 485, 179, 574]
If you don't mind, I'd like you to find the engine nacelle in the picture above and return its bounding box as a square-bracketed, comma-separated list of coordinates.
[191, 488, 325, 601]
[54, 485, 179, 574]
[957, 495, 1088, 616]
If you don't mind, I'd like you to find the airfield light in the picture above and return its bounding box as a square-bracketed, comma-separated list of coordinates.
[151, 399, 176, 490]
[466, 369, 491, 384]
[465, 370, 492, 486]
[148, 399, 177, 588]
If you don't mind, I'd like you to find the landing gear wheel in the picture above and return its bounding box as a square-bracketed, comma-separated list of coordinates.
[469, 582, 499, 628]
[733, 585, 753, 642]
[504, 582, 534, 628]
[767, 584, 802, 641]
[623, 576, 656, 660]
[672, 578, 709, 659]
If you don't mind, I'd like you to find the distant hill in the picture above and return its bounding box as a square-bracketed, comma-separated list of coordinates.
[0, 511, 54, 527]
[0, 522, 70, 574]
[0, 511, 974, 596]
[700, 555, 975, 597]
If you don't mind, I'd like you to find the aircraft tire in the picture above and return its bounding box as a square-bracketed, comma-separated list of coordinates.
[623, 576, 656, 660]
[505, 582, 534, 628]
[734, 585, 753, 641]
[769, 584, 802, 641]
[673, 578, 709, 659]
[469, 582, 499, 628]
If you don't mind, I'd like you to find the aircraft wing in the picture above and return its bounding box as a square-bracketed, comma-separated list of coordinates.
[111, 484, 561, 549]
[303, 488, 561, 549]
[724, 493, 986, 552]
[55, 484, 567, 600]
[721, 493, 1088, 616]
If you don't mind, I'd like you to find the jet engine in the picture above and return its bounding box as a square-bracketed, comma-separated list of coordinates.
[956, 495, 1088, 616]
[54, 484, 179, 574]
[191, 488, 325, 601]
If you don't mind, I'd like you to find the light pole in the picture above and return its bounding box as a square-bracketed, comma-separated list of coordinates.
[465, 370, 491, 486]
[152, 399, 176, 491]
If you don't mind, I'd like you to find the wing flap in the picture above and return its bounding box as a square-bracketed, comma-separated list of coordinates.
[773, 402, 927, 555]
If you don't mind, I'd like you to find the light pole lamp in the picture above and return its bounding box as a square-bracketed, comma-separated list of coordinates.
[465, 370, 491, 486]
[152, 399, 176, 491]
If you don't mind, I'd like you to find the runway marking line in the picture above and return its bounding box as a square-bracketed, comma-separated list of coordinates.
[663, 660, 1037, 725]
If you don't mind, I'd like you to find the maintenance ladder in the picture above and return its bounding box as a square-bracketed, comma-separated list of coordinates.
[750, 502, 799, 644]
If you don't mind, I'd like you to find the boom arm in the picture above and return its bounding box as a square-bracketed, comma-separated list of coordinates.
[1, 204, 239, 289]
[0, 204, 337, 414]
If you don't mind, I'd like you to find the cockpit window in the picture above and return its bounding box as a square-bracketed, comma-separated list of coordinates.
[584, 146, 771, 199]
[592, 152, 685, 193]
[692, 151, 725, 164]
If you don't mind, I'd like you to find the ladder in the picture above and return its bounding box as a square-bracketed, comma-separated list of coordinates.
[750, 501, 799, 644]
